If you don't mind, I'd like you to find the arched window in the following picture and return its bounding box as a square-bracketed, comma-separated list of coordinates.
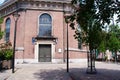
[5, 18, 11, 42]
[39, 13, 52, 37]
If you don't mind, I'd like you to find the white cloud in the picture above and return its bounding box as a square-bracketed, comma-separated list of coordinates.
[0, 0, 5, 5]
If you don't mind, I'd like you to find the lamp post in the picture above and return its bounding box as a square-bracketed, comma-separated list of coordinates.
[66, 21, 69, 73]
[12, 12, 20, 73]
[64, 15, 69, 73]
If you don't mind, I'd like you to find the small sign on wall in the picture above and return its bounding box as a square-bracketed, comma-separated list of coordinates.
[58, 48, 62, 53]
[32, 37, 36, 45]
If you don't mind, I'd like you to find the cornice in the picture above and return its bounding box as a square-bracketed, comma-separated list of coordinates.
[0, 0, 18, 10]
[0, 0, 71, 10]
[32, 0, 71, 3]
[0, 0, 73, 17]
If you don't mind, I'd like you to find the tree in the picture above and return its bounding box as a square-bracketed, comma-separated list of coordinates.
[97, 31, 107, 60]
[98, 41, 106, 60]
[109, 24, 120, 40]
[66, 0, 120, 73]
[0, 17, 13, 70]
[108, 25, 120, 62]
[67, 0, 120, 51]
[0, 17, 4, 61]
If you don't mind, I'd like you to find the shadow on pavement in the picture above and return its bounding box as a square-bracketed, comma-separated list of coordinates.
[69, 68, 120, 80]
[33, 68, 120, 80]
[34, 69, 71, 80]
[0, 69, 7, 73]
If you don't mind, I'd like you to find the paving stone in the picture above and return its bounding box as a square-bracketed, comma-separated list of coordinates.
[0, 62, 120, 80]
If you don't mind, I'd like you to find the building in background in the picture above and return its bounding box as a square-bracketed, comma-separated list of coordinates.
[0, 0, 87, 64]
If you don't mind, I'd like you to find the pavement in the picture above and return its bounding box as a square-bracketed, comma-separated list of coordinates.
[69, 62, 120, 80]
[0, 69, 11, 80]
[0, 61, 120, 80]
[0, 63, 72, 80]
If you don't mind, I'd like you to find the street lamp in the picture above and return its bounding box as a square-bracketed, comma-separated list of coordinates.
[64, 15, 69, 73]
[12, 12, 20, 73]
[66, 21, 69, 73]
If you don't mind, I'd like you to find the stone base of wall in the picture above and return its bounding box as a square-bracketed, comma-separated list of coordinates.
[15, 58, 87, 64]
[68, 59, 87, 63]
[15, 59, 38, 64]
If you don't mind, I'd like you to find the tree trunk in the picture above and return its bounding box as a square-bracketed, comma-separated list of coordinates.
[0, 60, 2, 70]
[102, 53, 104, 61]
[115, 51, 117, 63]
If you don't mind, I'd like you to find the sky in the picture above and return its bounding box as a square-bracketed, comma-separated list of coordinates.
[0, 0, 5, 5]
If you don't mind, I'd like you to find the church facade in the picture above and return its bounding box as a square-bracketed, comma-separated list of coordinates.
[0, 0, 87, 64]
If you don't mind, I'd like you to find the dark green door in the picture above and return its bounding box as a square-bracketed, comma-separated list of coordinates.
[39, 44, 51, 62]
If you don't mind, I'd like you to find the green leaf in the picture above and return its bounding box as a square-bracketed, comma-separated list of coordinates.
[0, 17, 3, 24]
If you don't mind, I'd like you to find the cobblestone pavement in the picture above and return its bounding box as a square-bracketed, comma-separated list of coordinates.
[0, 62, 120, 80]
[0, 69, 11, 80]
[4, 63, 72, 80]
[69, 62, 120, 80]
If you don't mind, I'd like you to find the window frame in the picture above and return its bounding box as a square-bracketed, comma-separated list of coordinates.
[5, 18, 11, 42]
[38, 13, 52, 37]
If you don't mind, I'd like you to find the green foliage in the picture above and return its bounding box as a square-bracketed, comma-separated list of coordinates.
[4, 49, 13, 60]
[0, 17, 4, 40]
[108, 33, 120, 52]
[0, 28, 4, 40]
[88, 21, 103, 49]
[97, 31, 107, 52]
[109, 25, 120, 39]
[0, 17, 3, 24]
[69, 0, 120, 30]
[66, 0, 120, 51]
[107, 24, 120, 52]
[0, 42, 13, 60]
[0, 49, 13, 60]
[0, 50, 5, 60]
[98, 41, 106, 53]
[0, 17, 12, 60]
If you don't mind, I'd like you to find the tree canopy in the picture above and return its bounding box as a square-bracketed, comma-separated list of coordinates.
[108, 24, 120, 52]
[108, 33, 120, 52]
[67, 0, 120, 50]
[70, 0, 120, 25]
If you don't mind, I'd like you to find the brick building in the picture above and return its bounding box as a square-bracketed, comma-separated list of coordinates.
[0, 0, 87, 64]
